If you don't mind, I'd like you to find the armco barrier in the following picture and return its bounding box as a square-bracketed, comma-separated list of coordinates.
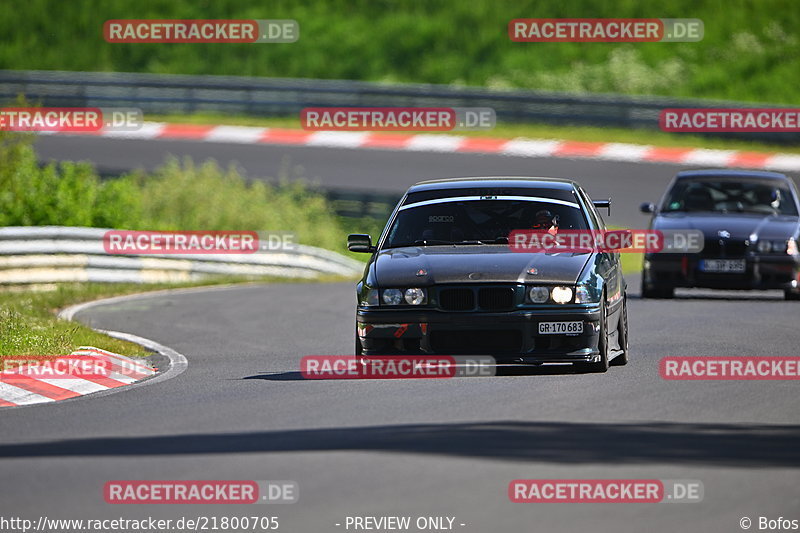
[1, 70, 797, 143]
[0, 226, 364, 283]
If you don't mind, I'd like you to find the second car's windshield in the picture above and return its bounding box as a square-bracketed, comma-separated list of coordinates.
[382, 199, 589, 248]
[661, 179, 799, 215]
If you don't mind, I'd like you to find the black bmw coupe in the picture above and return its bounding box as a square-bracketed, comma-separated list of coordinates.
[348, 177, 629, 373]
[640, 170, 800, 300]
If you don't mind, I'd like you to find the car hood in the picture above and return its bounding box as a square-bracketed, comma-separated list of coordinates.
[373, 245, 591, 286]
[653, 212, 799, 241]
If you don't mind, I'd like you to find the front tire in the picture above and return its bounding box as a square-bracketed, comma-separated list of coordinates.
[785, 289, 800, 301]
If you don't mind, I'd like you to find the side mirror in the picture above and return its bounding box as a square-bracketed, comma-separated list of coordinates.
[347, 233, 376, 253]
[639, 202, 655, 214]
[593, 198, 611, 215]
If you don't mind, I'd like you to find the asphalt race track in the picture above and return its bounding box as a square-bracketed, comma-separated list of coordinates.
[0, 135, 797, 532]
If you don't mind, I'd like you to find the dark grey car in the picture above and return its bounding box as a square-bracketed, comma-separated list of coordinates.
[640, 169, 800, 300]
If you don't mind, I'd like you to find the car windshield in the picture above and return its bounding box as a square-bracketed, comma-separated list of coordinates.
[661, 179, 799, 216]
[382, 199, 589, 248]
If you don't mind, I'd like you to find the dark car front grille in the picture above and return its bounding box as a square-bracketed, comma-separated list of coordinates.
[478, 287, 514, 310]
[439, 288, 475, 311]
[437, 286, 518, 311]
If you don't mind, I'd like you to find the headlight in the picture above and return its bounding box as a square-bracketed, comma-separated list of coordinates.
[551, 286, 574, 304]
[404, 288, 426, 305]
[574, 285, 599, 303]
[528, 286, 549, 303]
[757, 240, 772, 253]
[363, 288, 379, 306]
[788, 238, 798, 256]
[382, 288, 403, 305]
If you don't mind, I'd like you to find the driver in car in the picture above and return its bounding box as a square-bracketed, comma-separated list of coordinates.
[532, 209, 559, 236]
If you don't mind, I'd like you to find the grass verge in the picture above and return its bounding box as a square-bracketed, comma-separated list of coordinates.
[619, 253, 644, 280]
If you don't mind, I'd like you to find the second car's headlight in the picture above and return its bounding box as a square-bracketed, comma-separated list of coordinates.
[382, 288, 403, 305]
[551, 286, 574, 304]
[755, 239, 796, 254]
[788, 238, 798, 256]
[404, 288, 426, 305]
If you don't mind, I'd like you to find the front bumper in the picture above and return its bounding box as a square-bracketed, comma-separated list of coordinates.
[357, 305, 602, 363]
[644, 253, 800, 291]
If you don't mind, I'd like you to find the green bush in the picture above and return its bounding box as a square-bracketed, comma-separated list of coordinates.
[0, 131, 355, 253]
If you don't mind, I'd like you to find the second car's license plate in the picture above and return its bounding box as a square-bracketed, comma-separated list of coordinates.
[700, 259, 746, 273]
[539, 321, 583, 335]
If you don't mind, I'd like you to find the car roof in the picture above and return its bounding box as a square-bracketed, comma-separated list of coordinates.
[676, 169, 790, 181]
[408, 177, 580, 193]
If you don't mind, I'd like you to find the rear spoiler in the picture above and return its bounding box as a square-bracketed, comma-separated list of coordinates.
[593, 198, 611, 215]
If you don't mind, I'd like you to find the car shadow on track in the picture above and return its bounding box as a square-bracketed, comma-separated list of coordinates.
[245, 365, 588, 381]
[0, 420, 797, 467]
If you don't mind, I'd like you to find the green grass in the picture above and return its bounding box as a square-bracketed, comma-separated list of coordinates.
[151, 113, 800, 154]
[0, 283, 172, 360]
[619, 252, 643, 277]
[1, 0, 799, 104]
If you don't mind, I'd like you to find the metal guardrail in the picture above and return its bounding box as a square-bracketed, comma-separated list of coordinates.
[0, 226, 364, 284]
[1, 70, 796, 143]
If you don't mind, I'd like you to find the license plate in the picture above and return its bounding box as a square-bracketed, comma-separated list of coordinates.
[539, 321, 583, 335]
[700, 259, 746, 273]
